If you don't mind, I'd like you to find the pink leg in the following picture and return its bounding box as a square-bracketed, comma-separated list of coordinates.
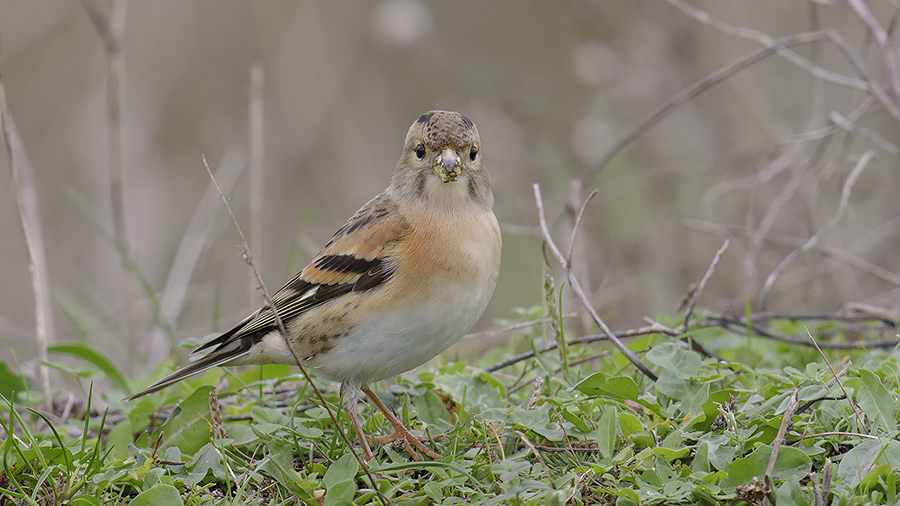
[363, 387, 443, 461]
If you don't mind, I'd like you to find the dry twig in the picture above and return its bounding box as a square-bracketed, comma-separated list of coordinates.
[682, 240, 729, 329]
[806, 327, 865, 430]
[485, 323, 676, 373]
[685, 219, 900, 288]
[661, 0, 869, 91]
[766, 388, 799, 478]
[581, 30, 864, 186]
[202, 156, 389, 503]
[847, 0, 900, 116]
[708, 314, 898, 349]
[0, 43, 55, 409]
[150, 147, 245, 360]
[829, 111, 900, 157]
[460, 312, 580, 341]
[249, 64, 265, 307]
[533, 184, 657, 381]
[516, 430, 556, 488]
[80, 0, 136, 343]
[760, 150, 875, 309]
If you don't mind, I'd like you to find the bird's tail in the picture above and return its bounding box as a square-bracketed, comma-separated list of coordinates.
[123, 330, 256, 401]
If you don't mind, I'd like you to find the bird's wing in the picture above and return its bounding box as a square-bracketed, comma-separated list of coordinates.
[123, 192, 409, 400]
[194, 191, 409, 354]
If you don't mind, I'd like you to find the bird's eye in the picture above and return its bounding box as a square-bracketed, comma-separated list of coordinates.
[469, 145, 478, 161]
[415, 144, 426, 159]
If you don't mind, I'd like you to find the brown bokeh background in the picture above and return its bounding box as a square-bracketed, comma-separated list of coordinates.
[2, 1, 899, 383]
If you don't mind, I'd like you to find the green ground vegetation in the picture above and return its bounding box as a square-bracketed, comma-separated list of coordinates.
[2, 294, 899, 505]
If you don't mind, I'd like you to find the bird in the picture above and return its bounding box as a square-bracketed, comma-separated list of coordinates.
[126, 110, 502, 461]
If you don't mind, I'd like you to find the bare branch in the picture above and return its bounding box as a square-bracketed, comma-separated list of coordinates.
[565, 183, 598, 333]
[709, 315, 898, 349]
[685, 219, 900, 288]
[460, 312, 580, 341]
[565, 187, 598, 269]
[782, 95, 876, 144]
[664, 0, 900, 122]
[830, 111, 900, 157]
[80, 0, 137, 344]
[516, 430, 556, 487]
[760, 150, 875, 309]
[0, 47, 55, 409]
[806, 327, 865, 429]
[533, 184, 658, 381]
[150, 146, 246, 360]
[202, 156, 384, 487]
[766, 388, 798, 478]
[485, 323, 677, 373]
[662, 0, 869, 90]
[249, 64, 265, 308]
[582, 31, 856, 185]
[683, 240, 729, 329]
[848, 0, 900, 107]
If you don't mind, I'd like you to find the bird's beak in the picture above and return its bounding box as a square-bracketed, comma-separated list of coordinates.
[433, 148, 461, 182]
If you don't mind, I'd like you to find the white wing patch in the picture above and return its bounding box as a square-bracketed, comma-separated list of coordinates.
[297, 285, 318, 302]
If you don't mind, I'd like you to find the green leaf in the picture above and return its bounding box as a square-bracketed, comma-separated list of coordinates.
[618, 411, 641, 438]
[721, 444, 811, 488]
[130, 484, 184, 506]
[679, 382, 710, 423]
[597, 406, 617, 459]
[860, 464, 893, 492]
[509, 407, 563, 441]
[250, 405, 290, 425]
[706, 435, 737, 471]
[151, 386, 214, 455]
[857, 370, 897, 432]
[655, 430, 690, 460]
[142, 467, 165, 489]
[656, 379, 698, 405]
[432, 370, 504, 409]
[325, 481, 356, 506]
[415, 390, 452, 427]
[560, 407, 592, 433]
[67, 496, 103, 506]
[47, 342, 129, 392]
[323, 453, 359, 487]
[654, 446, 690, 460]
[696, 389, 736, 429]
[183, 443, 226, 487]
[324, 453, 358, 506]
[509, 407, 550, 429]
[0, 361, 28, 397]
[837, 437, 900, 490]
[775, 476, 809, 506]
[645, 343, 701, 379]
[257, 439, 306, 497]
[105, 415, 133, 460]
[693, 441, 710, 473]
[571, 373, 638, 401]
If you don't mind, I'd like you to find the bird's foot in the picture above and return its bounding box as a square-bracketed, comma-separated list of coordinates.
[376, 422, 443, 461]
[362, 386, 444, 460]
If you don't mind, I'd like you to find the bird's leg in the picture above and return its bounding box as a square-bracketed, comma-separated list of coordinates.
[362, 386, 443, 461]
[341, 383, 375, 461]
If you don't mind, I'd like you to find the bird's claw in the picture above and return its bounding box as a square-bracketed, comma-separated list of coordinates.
[376, 426, 443, 461]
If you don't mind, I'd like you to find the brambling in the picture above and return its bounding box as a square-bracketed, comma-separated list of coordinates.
[126, 110, 502, 461]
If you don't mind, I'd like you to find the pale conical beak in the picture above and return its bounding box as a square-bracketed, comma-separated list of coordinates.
[433, 148, 461, 182]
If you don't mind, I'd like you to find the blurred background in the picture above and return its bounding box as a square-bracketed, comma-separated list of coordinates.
[1, 1, 899, 390]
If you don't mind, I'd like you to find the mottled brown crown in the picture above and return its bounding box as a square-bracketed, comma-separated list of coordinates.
[414, 110, 478, 150]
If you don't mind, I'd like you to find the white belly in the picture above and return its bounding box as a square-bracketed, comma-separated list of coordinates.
[307, 281, 494, 384]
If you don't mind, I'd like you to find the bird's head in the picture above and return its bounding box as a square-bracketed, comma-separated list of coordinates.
[390, 110, 492, 209]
